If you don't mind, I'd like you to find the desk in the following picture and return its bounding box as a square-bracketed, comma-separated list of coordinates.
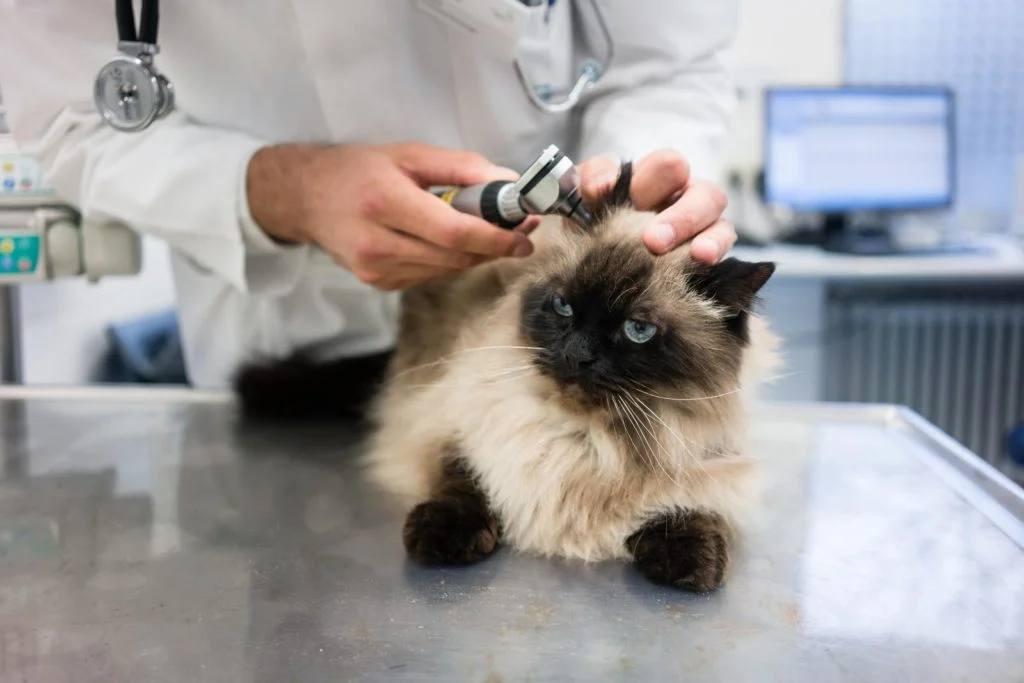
[0, 387, 1022, 681]
[732, 234, 1024, 282]
[741, 236, 1024, 421]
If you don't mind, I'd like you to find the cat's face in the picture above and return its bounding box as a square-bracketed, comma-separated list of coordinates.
[518, 163, 774, 412]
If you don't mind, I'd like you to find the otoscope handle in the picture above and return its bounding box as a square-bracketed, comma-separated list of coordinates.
[431, 143, 591, 229]
[432, 181, 528, 229]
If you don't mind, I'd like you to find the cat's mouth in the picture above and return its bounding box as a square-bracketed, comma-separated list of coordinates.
[545, 380, 607, 414]
[532, 357, 620, 407]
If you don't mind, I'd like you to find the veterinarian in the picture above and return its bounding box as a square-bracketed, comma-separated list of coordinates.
[0, 1, 739, 388]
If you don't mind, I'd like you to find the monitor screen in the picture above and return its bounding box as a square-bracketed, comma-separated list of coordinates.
[763, 87, 954, 212]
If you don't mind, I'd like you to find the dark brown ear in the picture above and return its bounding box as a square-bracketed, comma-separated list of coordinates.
[687, 258, 776, 315]
[589, 160, 634, 225]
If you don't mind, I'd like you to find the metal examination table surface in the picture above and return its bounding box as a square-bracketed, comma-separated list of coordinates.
[0, 387, 1022, 682]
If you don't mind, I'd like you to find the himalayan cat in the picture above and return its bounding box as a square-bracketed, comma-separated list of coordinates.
[236, 161, 780, 592]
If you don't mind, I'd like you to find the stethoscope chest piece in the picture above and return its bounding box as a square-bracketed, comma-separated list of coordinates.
[95, 0, 173, 133]
[94, 43, 174, 133]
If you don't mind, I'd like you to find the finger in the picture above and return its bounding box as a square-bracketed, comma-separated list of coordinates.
[387, 267, 463, 290]
[386, 269, 463, 292]
[631, 149, 691, 211]
[389, 258, 480, 288]
[577, 156, 622, 203]
[688, 220, 737, 264]
[513, 215, 543, 236]
[389, 142, 519, 187]
[368, 273, 441, 292]
[378, 176, 534, 259]
[358, 224, 483, 271]
[642, 179, 728, 255]
[321, 223, 463, 284]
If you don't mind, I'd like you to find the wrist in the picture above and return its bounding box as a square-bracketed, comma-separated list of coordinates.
[245, 144, 322, 245]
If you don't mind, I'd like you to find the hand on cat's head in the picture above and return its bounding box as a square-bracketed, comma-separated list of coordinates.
[577, 149, 734, 265]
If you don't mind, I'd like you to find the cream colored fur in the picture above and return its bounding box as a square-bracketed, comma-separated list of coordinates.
[364, 211, 781, 563]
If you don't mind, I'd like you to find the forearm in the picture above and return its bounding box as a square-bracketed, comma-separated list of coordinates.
[245, 144, 323, 246]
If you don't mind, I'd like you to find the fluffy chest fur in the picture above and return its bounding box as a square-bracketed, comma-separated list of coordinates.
[452, 371, 758, 561]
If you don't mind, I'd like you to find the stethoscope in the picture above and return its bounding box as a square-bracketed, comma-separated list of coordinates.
[93, 0, 614, 133]
[93, 0, 174, 133]
[514, 0, 615, 115]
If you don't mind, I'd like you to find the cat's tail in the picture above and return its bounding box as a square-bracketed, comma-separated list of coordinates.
[232, 350, 393, 422]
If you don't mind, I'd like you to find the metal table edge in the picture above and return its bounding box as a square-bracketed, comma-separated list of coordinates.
[756, 401, 1024, 543]
[889, 405, 1024, 548]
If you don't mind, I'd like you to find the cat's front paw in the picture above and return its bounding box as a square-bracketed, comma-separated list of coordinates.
[403, 499, 500, 566]
[626, 510, 731, 592]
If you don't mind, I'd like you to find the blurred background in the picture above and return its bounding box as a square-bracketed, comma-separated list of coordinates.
[718, 0, 1024, 489]
[1, 0, 1022, 484]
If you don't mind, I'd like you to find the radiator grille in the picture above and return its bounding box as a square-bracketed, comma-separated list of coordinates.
[823, 283, 1024, 478]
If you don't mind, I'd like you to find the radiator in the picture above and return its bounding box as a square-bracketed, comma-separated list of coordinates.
[822, 283, 1024, 480]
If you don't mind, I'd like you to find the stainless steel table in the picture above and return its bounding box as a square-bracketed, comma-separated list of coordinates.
[0, 387, 1022, 682]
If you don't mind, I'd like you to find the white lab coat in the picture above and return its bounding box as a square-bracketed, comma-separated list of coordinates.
[0, 1, 738, 388]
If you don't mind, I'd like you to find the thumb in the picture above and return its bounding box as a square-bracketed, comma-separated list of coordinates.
[576, 155, 622, 204]
[389, 143, 519, 188]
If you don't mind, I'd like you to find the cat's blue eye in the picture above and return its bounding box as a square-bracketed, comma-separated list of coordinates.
[552, 294, 573, 317]
[623, 319, 657, 344]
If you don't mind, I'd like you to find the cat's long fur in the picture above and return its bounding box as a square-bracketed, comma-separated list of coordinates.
[360, 164, 781, 569]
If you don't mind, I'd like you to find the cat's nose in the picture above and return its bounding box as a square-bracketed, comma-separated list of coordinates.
[567, 351, 595, 369]
[563, 338, 596, 371]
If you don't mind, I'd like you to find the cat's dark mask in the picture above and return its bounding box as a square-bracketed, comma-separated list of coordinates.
[520, 161, 774, 405]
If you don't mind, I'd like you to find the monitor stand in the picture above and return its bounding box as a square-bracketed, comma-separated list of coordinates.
[820, 211, 900, 255]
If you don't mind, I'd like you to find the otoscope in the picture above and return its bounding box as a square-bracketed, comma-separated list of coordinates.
[432, 145, 593, 229]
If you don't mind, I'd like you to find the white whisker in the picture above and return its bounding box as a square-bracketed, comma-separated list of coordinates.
[610, 282, 638, 309]
[614, 395, 654, 473]
[401, 366, 534, 391]
[627, 394, 731, 479]
[626, 369, 801, 403]
[479, 370, 535, 387]
[479, 364, 536, 379]
[627, 381, 743, 403]
[621, 393, 681, 487]
[390, 345, 544, 381]
[613, 395, 652, 472]
[760, 370, 800, 384]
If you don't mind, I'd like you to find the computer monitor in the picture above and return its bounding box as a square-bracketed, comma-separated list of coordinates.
[763, 86, 955, 252]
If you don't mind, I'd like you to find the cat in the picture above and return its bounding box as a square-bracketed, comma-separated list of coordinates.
[235, 161, 780, 592]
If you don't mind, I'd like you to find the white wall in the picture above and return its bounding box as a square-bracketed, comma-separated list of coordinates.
[724, 0, 845, 173]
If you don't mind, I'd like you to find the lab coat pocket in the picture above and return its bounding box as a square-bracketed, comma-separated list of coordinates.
[513, 1, 578, 111]
[442, 1, 575, 165]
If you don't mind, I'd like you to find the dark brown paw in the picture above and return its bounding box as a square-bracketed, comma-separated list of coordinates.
[626, 511, 731, 592]
[402, 499, 500, 566]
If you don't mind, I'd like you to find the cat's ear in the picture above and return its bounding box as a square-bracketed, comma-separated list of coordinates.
[588, 161, 634, 226]
[687, 258, 776, 315]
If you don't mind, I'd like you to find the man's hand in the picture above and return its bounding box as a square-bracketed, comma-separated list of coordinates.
[246, 142, 538, 290]
[578, 149, 736, 264]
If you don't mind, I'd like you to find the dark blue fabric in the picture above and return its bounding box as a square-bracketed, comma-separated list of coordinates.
[1008, 423, 1024, 467]
[99, 309, 189, 385]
